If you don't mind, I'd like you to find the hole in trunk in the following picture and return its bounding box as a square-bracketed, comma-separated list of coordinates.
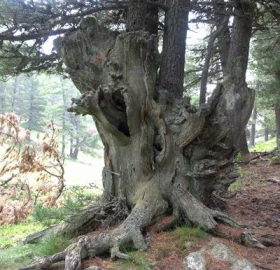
[98, 88, 130, 137]
[154, 134, 163, 153]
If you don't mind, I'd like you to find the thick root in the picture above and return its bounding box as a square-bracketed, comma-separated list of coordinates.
[24, 198, 128, 244]
[20, 193, 167, 270]
[18, 251, 66, 270]
[211, 209, 246, 228]
[171, 185, 217, 230]
[170, 185, 243, 232]
[20, 184, 241, 269]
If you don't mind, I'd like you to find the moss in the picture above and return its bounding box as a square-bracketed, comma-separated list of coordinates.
[171, 226, 207, 251]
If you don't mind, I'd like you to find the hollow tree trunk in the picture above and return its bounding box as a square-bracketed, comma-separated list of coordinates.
[58, 0, 253, 231]
[60, 0, 253, 247]
[21, 1, 255, 269]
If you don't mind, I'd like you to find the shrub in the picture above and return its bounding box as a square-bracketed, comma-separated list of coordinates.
[0, 113, 65, 224]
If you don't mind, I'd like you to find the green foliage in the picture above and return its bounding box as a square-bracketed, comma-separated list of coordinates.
[1, 74, 102, 159]
[33, 234, 72, 256]
[236, 152, 244, 163]
[0, 75, 47, 131]
[33, 186, 100, 226]
[171, 226, 206, 251]
[0, 221, 42, 270]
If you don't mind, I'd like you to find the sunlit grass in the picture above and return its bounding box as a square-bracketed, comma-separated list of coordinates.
[249, 137, 276, 152]
[0, 222, 43, 249]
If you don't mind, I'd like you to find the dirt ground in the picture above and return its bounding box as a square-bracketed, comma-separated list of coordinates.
[81, 157, 280, 270]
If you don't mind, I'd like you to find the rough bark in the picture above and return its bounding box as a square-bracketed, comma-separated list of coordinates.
[159, 0, 190, 98]
[213, 0, 251, 156]
[275, 71, 280, 147]
[21, 1, 255, 269]
[213, 0, 231, 75]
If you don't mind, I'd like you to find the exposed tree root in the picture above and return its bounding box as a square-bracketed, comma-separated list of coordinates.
[24, 198, 128, 244]
[19, 251, 66, 270]
[20, 178, 244, 270]
[154, 216, 179, 233]
[20, 199, 241, 270]
[20, 187, 167, 269]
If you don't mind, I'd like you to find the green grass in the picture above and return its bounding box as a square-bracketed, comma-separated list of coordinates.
[31, 234, 72, 256]
[111, 251, 156, 270]
[0, 222, 43, 249]
[249, 138, 276, 152]
[171, 226, 207, 251]
[0, 221, 73, 270]
[0, 233, 72, 270]
[64, 155, 104, 191]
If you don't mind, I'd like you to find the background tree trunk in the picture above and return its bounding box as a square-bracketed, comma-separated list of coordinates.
[239, 131, 250, 156]
[275, 102, 280, 147]
[264, 127, 269, 142]
[159, 0, 190, 98]
[250, 108, 257, 146]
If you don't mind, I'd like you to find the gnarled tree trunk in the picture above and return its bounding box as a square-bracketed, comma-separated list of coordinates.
[21, 1, 255, 269]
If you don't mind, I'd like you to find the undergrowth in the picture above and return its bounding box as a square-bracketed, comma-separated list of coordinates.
[33, 185, 100, 226]
[0, 185, 99, 270]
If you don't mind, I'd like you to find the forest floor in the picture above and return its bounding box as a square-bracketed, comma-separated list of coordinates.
[81, 156, 280, 270]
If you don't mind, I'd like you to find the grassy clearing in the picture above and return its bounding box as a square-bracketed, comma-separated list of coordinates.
[64, 154, 104, 193]
[249, 138, 276, 152]
[0, 222, 43, 249]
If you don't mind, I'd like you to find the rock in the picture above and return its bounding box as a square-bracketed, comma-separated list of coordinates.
[184, 238, 257, 270]
[184, 251, 206, 270]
